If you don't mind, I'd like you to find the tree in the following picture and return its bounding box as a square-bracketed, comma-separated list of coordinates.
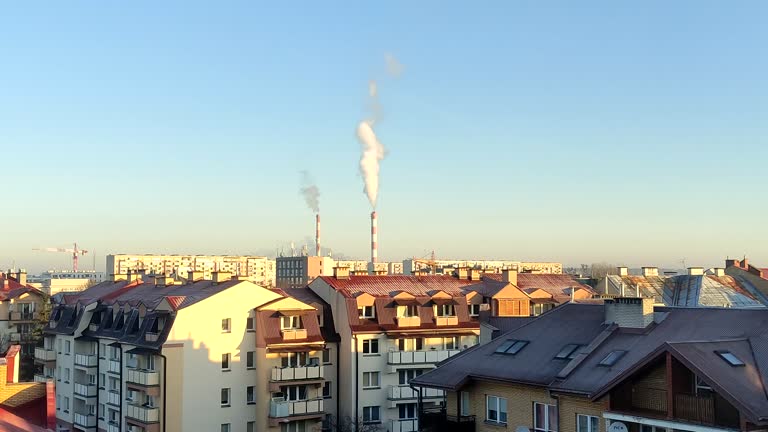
[590, 262, 617, 279]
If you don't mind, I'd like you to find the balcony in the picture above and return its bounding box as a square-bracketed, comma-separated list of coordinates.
[674, 393, 740, 428]
[269, 397, 324, 419]
[388, 385, 444, 402]
[281, 328, 308, 340]
[107, 391, 121, 406]
[35, 347, 56, 362]
[107, 423, 120, 432]
[391, 419, 418, 432]
[74, 383, 97, 398]
[387, 349, 461, 366]
[126, 403, 160, 423]
[10, 311, 39, 321]
[108, 359, 121, 374]
[73, 413, 97, 429]
[271, 365, 324, 382]
[420, 407, 475, 432]
[127, 369, 160, 386]
[396, 316, 421, 327]
[435, 315, 458, 326]
[34, 374, 53, 383]
[75, 354, 98, 368]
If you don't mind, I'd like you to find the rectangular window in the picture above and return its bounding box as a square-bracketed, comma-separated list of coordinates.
[246, 317, 255, 331]
[363, 406, 380, 423]
[281, 315, 301, 330]
[577, 415, 599, 432]
[534, 402, 558, 432]
[222, 318, 231, 333]
[399, 403, 417, 420]
[98, 403, 105, 419]
[65, 340, 71, 354]
[436, 304, 455, 317]
[323, 381, 331, 398]
[469, 304, 481, 316]
[145, 395, 156, 408]
[495, 339, 529, 355]
[221, 388, 231, 407]
[362, 339, 379, 354]
[460, 391, 470, 416]
[358, 306, 375, 319]
[363, 372, 380, 389]
[247, 351, 255, 369]
[247, 421, 255, 432]
[322, 348, 331, 364]
[487, 395, 507, 424]
[99, 373, 105, 388]
[64, 368, 70, 383]
[281, 352, 308, 367]
[99, 343, 106, 358]
[398, 338, 423, 351]
[399, 305, 417, 317]
[222, 353, 231, 370]
[281, 385, 308, 401]
[221, 424, 231, 432]
[443, 336, 459, 350]
[398, 369, 423, 385]
[247, 386, 255, 404]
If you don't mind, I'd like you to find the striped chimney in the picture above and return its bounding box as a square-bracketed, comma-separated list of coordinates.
[315, 214, 321, 257]
[371, 211, 378, 265]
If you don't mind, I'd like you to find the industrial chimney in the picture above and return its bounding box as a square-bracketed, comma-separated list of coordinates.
[316, 214, 321, 257]
[371, 211, 378, 266]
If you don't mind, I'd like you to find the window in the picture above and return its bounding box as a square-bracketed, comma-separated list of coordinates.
[222, 318, 231, 333]
[555, 344, 581, 360]
[63, 396, 70, 412]
[146, 355, 155, 371]
[281, 315, 301, 330]
[246, 351, 255, 369]
[246, 317, 255, 331]
[65, 340, 71, 354]
[716, 351, 745, 366]
[99, 343, 106, 358]
[126, 389, 136, 402]
[363, 406, 380, 423]
[363, 372, 380, 389]
[221, 424, 231, 432]
[362, 339, 379, 354]
[469, 304, 481, 316]
[436, 304, 455, 317]
[145, 395, 156, 408]
[98, 404, 105, 419]
[486, 395, 507, 424]
[598, 350, 626, 367]
[281, 422, 307, 432]
[87, 374, 96, 385]
[222, 353, 231, 370]
[247, 421, 255, 432]
[323, 381, 332, 398]
[495, 339, 529, 355]
[460, 391, 470, 416]
[99, 372, 106, 388]
[247, 386, 255, 404]
[282, 385, 308, 401]
[282, 352, 308, 367]
[221, 388, 231, 407]
[695, 375, 714, 396]
[399, 305, 417, 317]
[322, 348, 331, 364]
[398, 338, 423, 351]
[64, 368, 71, 383]
[534, 402, 557, 432]
[399, 403, 417, 420]
[532, 303, 553, 316]
[359, 306, 375, 319]
[443, 336, 459, 350]
[577, 415, 599, 432]
[398, 369, 423, 385]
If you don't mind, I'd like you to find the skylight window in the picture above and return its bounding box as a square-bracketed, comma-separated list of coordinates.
[555, 344, 581, 360]
[716, 351, 745, 367]
[494, 339, 529, 355]
[598, 350, 626, 367]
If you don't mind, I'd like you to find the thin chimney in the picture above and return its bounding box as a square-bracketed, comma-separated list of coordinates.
[316, 214, 321, 257]
[370, 211, 378, 265]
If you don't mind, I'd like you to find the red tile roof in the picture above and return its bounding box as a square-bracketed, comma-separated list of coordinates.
[0, 275, 45, 302]
[479, 273, 595, 302]
[316, 275, 479, 298]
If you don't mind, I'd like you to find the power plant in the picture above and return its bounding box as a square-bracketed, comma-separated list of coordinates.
[371, 211, 378, 265]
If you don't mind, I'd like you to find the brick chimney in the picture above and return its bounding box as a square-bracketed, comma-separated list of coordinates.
[10, 269, 27, 286]
[502, 269, 518, 285]
[641, 267, 658, 277]
[469, 268, 482, 281]
[605, 297, 654, 329]
[333, 267, 350, 280]
[456, 267, 469, 280]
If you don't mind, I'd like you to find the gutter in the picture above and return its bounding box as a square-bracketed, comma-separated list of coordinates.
[159, 352, 167, 432]
[353, 334, 359, 432]
[336, 344, 340, 432]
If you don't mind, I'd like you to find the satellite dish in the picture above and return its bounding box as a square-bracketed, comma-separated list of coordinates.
[516, 427, 530, 432]
[608, 422, 628, 432]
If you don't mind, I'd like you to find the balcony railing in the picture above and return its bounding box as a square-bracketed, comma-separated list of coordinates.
[126, 404, 160, 423]
[34, 374, 54, 383]
[107, 391, 121, 406]
[271, 365, 324, 382]
[396, 316, 421, 327]
[75, 354, 98, 368]
[35, 347, 56, 361]
[269, 397, 324, 418]
[631, 387, 668, 413]
[388, 385, 444, 400]
[107, 423, 120, 432]
[73, 413, 97, 428]
[388, 349, 461, 365]
[74, 383, 97, 397]
[127, 369, 160, 386]
[391, 419, 418, 432]
[10, 311, 38, 321]
[145, 332, 160, 342]
[281, 328, 308, 340]
[108, 359, 121, 373]
[420, 407, 475, 432]
[435, 316, 458, 326]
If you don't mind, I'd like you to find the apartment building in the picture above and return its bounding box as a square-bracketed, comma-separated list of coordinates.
[413, 298, 768, 432]
[403, 259, 563, 275]
[28, 270, 106, 295]
[307, 268, 482, 432]
[276, 257, 404, 290]
[1, 270, 46, 357]
[106, 254, 276, 287]
[40, 271, 337, 432]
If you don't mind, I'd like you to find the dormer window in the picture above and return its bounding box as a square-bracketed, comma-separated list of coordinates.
[435, 304, 455, 317]
[281, 315, 302, 330]
[359, 306, 375, 319]
[114, 313, 125, 331]
[469, 304, 481, 317]
[399, 305, 417, 318]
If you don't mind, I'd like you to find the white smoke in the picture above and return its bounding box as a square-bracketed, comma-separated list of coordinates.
[299, 170, 320, 213]
[357, 54, 402, 208]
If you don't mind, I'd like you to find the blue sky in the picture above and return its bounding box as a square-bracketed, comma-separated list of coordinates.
[1, 1, 766, 272]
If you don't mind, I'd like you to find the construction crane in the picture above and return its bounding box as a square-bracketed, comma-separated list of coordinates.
[33, 243, 89, 272]
[412, 250, 439, 274]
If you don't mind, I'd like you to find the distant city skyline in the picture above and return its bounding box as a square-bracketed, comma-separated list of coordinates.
[1, 1, 766, 272]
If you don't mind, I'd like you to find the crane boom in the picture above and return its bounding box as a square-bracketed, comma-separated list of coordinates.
[33, 242, 89, 272]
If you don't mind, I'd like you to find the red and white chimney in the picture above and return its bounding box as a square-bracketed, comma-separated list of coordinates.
[315, 214, 321, 257]
[371, 211, 378, 265]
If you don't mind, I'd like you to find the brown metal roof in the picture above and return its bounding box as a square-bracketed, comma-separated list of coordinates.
[315, 275, 478, 298]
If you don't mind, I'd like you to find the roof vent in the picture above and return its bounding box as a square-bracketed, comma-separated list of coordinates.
[604, 297, 654, 329]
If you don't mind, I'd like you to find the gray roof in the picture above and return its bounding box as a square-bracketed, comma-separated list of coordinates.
[605, 274, 764, 308]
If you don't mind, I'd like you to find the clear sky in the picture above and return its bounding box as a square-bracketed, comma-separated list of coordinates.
[1, 1, 766, 273]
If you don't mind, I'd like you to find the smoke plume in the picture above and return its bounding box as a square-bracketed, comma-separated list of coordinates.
[357, 54, 402, 208]
[299, 170, 320, 213]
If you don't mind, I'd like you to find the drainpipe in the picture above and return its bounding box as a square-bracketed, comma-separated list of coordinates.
[159, 353, 167, 432]
[411, 384, 422, 432]
[550, 391, 560, 432]
[117, 344, 123, 432]
[353, 334, 359, 432]
[336, 344, 341, 432]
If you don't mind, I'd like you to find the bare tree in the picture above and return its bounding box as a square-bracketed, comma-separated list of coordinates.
[590, 262, 617, 279]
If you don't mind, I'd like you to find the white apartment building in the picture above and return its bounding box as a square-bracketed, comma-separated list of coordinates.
[40, 271, 336, 432]
[106, 254, 276, 287]
[307, 268, 481, 432]
[28, 270, 106, 295]
[402, 259, 562, 275]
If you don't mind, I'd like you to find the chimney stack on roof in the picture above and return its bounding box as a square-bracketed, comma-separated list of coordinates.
[212, 271, 232, 284]
[641, 267, 658, 277]
[713, 268, 725, 277]
[605, 297, 655, 329]
[502, 269, 518, 286]
[617, 266, 629, 276]
[469, 268, 482, 281]
[187, 271, 204, 283]
[688, 267, 704, 276]
[456, 267, 469, 280]
[334, 266, 350, 280]
[111, 274, 127, 282]
[9, 269, 26, 286]
[155, 276, 175, 287]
